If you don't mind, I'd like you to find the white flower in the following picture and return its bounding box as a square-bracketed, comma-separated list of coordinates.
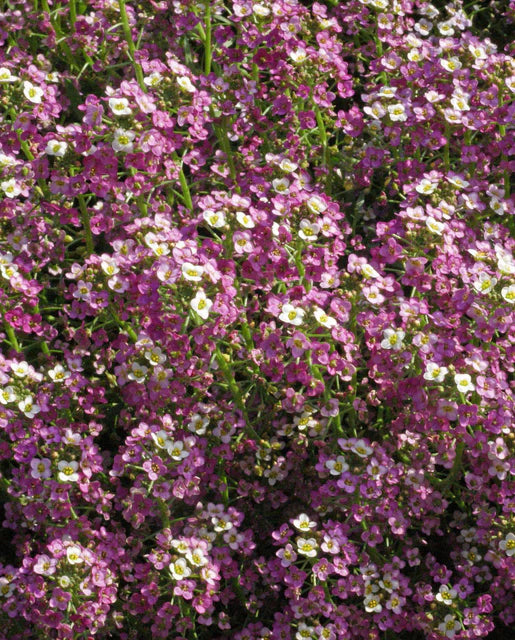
[272, 178, 290, 194]
[100, 257, 120, 276]
[381, 328, 405, 351]
[440, 57, 462, 72]
[423, 362, 448, 382]
[144, 347, 166, 366]
[177, 76, 196, 92]
[289, 47, 307, 63]
[454, 373, 475, 393]
[292, 513, 317, 532]
[438, 615, 461, 638]
[18, 396, 40, 418]
[48, 364, 71, 382]
[167, 440, 189, 461]
[325, 456, 349, 476]
[57, 460, 80, 482]
[416, 178, 437, 195]
[10, 360, 29, 378]
[296, 537, 318, 557]
[45, 140, 68, 157]
[190, 289, 213, 320]
[169, 558, 192, 580]
[0, 386, 16, 405]
[279, 158, 298, 172]
[279, 303, 305, 326]
[30, 458, 52, 480]
[108, 97, 132, 115]
[235, 211, 255, 228]
[351, 439, 373, 457]
[501, 285, 515, 304]
[187, 413, 209, 435]
[186, 547, 208, 567]
[23, 81, 44, 104]
[499, 532, 515, 556]
[306, 195, 327, 214]
[364, 595, 382, 613]
[253, 2, 270, 17]
[1, 178, 21, 198]
[298, 219, 321, 242]
[58, 575, 72, 588]
[313, 306, 337, 329]
[127, 362, 148, 383]
[387, 103, 407, 121]
[378, 86, 397, 98]
[0, 578, 15, 598]
[112, 128, 136, 152]
[435, 585, 457, 605]
[447, 174, 469, 189]
[151, 430, 171, 449]
[203, 209, 226, 228]
[473, 272, 497, 294]
[181, 262, 204, 282]
[426, 216, 445, 235]
[361, 263, 380, 279]
[0, 67, 18, 82]
[66, 545, 84, 565]
[144, 71, 163, 87]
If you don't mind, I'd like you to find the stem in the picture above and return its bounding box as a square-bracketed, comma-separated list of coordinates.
[117, 0, 146, 92]
[314, 105, 328, 167]
[214, 346, 260, 441]
[2, 309, 21, 352]
[204, 0, 212, 76]
[441, 441, 465, 492]
[69, 0, 77, 27]
[173, 152, 193, 210]
[77, 195, 94, 255]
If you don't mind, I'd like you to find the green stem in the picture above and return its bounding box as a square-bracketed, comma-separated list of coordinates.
[69, 0, 77, 27]
[314, 105, 328, 167]
[173, 152, 193, 210]
[2, 309, 21, 353]
[441, 441, 465, 492]
[214, 347, 260, 441]
[157, 498, 171, 529]
[77, 195, 94, 255]
[117, 0, 146, 91]
[204, 0, 212, 75]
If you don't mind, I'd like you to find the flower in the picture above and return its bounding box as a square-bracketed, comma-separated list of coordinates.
[423, 362, 448, 382]
[313, 306, 337, 329]
[169, 558, 192, 580]
[292, 513, 316, 532]
[1, 178, 22, 198]
[501, 285, 515, 304]
[144, 71, 163, 87]
[127, 362, 148, 383]
[167, 440, 189, 461]
[48, 364, 71, 382]
[190, 289, 213, 320]
[0, 386, 16, 405]
[289, 47, 307, 63]
[108, 97, 132, 115]
[325, 456, 349, 475]
[306, 196, 327, 214]
[181, 262, 204, 282]
[151, 430, 171, 449]
[426, 217, 445, 235]
[66, 545, 84, 565]
[454, 373, 475, 393]
[30, 458, 52, 480]
[296, 537, 318, 557]
[57, 460, 80, 482]
[381, 328, 405, 351]
[364, 595, 382, 613]
[203, 209, 226, 228]
[298, 219, 320, 241]
[23, 80, 44, 103]
[279, 303, 305, 326]
[276, 544, 297, 567]
[387, 103, 407, 121]
[112, 128, 136, 152]
[45, 140, 68, 157]
[473, 272, 497, 295]
[499, 532, 515, 556]
[438, 614, 461, 638]
[436, 585, 457, 605]
[0, 67, 18, 82]
[18, 396, 40, 418]
[177, 76, 196, 92]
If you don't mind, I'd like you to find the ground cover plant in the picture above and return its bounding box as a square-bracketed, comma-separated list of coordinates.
[0, 0, 514, 638]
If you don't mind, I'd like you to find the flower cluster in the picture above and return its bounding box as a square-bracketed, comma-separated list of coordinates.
[0, 1, 513, 639]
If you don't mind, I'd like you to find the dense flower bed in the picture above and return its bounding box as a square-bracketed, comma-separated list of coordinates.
[0, 1, 514, 638]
